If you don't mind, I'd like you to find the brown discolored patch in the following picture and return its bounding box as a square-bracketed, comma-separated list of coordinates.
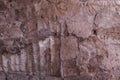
[0, 1, 8, 12]
[38, 0, 80, 21]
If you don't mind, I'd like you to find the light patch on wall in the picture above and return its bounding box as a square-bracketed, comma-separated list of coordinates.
[39, 37, 50, 75]
[116, 0, 120, 5]
[2, 55, 8, 72]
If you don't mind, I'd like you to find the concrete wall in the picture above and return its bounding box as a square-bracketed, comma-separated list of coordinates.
[0, 0, 120, 80]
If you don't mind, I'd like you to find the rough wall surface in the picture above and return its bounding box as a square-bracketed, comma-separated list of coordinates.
[0, 0, 120, 80]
